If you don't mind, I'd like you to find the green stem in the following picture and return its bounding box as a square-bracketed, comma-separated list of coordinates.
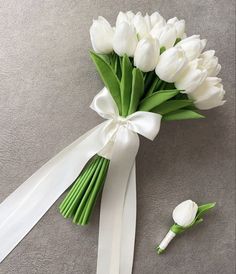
[80, 158, 109, 225]
[73, 157, 104, 224]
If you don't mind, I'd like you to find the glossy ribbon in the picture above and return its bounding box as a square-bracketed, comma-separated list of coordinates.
[0, 87, 162, 274]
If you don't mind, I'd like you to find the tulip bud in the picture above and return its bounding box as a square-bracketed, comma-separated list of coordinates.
[188, 77, 226, 110]
[155, 47, 187, 82]
[90, 16, 114, 54]
[176, 35, 207, 61]
[199, 50, 221, 76]
[150, 12, 166, 28]
[167, 17, 186, 39]
[113, 22, 138, 57]
[172, 200, 198, 227]
[116, 11, 135, 26]
[134, 37, 160, 72]
[150, 24, 177, 49]
[132, 12, 150, 39]
[175, 59, 208, 93]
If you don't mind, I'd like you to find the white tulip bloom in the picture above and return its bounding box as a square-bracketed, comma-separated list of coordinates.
[188, 77, 226, 110]
[176, 35, 207, 61]
[199, 50, 221, 76]
[150, 11, 166, 28]
[116, 11, 135, 26]
[113, 22, 138, 57]
[132, 12, 150, 39]
[172, 200, 198, 227]
[155, 47, 187, 82]
[167, 17, 186, 39]
[90, 16, 114, 54]
[134, 37, 160, 72]
[150, 24, 177, 49]
[175, 59, 208, 93]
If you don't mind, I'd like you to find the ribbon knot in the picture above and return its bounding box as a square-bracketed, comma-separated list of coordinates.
[90, 87, 162, 141]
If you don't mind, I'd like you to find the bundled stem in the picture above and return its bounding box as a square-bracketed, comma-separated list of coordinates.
[59, 155, 110, 225]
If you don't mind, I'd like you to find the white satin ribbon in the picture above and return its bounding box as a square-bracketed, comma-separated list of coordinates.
[0, 87, 162, 274]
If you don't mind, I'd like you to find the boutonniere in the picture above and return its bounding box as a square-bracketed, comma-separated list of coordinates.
[157, 200, 216, 254]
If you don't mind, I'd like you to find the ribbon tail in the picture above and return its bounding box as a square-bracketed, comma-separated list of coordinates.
[0, 121, 110, 263]
[97, 127, 139, 274]
[120, 163, 136, 274]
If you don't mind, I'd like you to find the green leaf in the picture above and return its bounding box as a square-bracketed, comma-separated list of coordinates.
[163, 109, 205, 121]
[120, 54, 133, 116]
[90, 51, 121, 114]
[146, 77, 160, 96]
[196, 203, 216, 219]
[152, 100, 193, 115]
[114, 55, 122, 80]
[144, 71, 156, 93]
[160, 46, 166, 54]
[138, 90, 180, 112]
[128, 68, 144, 115]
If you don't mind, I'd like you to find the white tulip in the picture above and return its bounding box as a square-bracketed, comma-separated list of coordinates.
[150, 11, 166, 28]
[155, 47, 187, 82]
[90, 16, 114, 54]
[150, 24, 177, 49]
[116, 11, 135, 26]
[176, 35, 207, 61]
[175, 59, 208, 93]
[113, 22, 138, 57]
[188, 77, 226, 110]
[199, 50, 221, 76]
[132, 12, 150, 39]
[134, 37, 160, 72]
[172, 200, 198, 227]
[167, 17, 186, 39]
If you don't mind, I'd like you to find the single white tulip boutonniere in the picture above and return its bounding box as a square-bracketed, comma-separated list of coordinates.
[156, 200, 216, 254]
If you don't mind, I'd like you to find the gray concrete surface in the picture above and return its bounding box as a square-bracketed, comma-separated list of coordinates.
[0, 0, 235, 273]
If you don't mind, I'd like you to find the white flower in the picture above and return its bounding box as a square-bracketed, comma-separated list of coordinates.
[176, 35, 207, 61]
[150, 24, 177, 49]
[175, 59, 208, 93]
[132, 12, 150, 39]
[188, 77, 226, 110]
[167, 17, 186, 39]
[172, 200, 198, 227]
[149, 11, 166, 28]
[113, 22, 138, 57]
[116, 11, 135, 26]
[90, 16, 114, 54]
[199, 50, 221, 76]
[155, 47, 187, 82]
[134, 37, 160, 72]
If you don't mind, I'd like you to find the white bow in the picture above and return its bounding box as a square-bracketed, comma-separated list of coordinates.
[0, 87, 162, 274]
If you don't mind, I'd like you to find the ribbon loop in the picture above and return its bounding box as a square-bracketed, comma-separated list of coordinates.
[91, 87, 162, 141]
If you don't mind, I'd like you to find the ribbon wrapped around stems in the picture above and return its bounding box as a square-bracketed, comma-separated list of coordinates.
[0, 87, 161, 274]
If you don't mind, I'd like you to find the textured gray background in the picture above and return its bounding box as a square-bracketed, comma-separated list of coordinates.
[0, 0, 235, 273]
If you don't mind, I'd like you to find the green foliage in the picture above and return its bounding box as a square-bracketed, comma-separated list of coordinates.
[120, 54, 133, 116]
[163, 109, 205, 120]
[90, 51, 122, 114]
[138, 90, 180, 112]
[128, 68, 144, 115]
[152, 100, 193, 115]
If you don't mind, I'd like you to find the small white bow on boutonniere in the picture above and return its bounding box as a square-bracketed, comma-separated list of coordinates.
[156, 200, 216, 254]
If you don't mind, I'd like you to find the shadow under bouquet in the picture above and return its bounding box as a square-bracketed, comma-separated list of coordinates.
[0, 10, 225, 274]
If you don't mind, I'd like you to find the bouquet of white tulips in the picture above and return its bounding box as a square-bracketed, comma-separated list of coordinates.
[60, 11, 225, 226]
[0, 10, 225, 274]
